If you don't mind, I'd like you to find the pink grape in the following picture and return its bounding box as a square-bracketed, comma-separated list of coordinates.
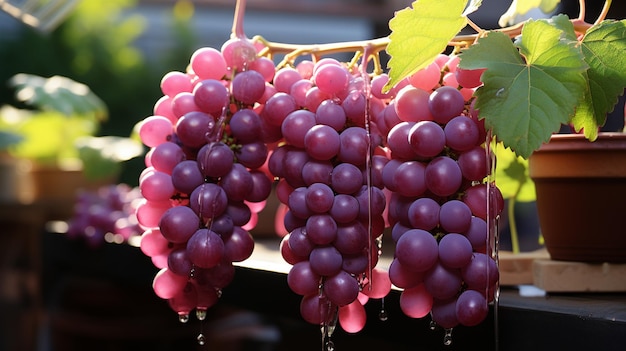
[338, 301, 367, 333]
[399, 284, 433, 318]
[394, 86, 433, 122]
[220, 37, 257, 71]
[314, 63, 350, 95]
[408, 61, 441, 91]
[161, 71, 193, 97]
[139, 116, 173, 147]
[190, 47, 227, 80]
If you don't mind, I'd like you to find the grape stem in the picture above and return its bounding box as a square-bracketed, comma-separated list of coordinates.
[250, 0, 611, 68]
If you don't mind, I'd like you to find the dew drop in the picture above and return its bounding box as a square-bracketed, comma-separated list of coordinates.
[178, 313, 189, 323]
[429, 320, 437, 331]
[378, 309, 388, 321]
[197, 333, 206, 346]
[495, 87, 505, 97]
[196, 308, 207, 321]
[325, 339, 335, 351]
[443, 328, 453, 346]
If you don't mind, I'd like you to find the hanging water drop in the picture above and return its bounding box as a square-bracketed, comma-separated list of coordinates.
[378, 309, 388, 321]
[197, 333, 206, 346]
[178, 313, 189, 323]
[443, 328, 453, 346]
[196, 308, 207, 321]
[325, 339, 335, 351]
[429, 320, 437, 330]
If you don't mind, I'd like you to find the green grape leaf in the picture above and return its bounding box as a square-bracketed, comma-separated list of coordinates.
[572, 20, 626, 139]
[458, 19, 588, 158]
[499, 0, 560, 27]
[494, 143, 536, 202]
[9, 74, 108, 122]
[385, 0, 468, 91]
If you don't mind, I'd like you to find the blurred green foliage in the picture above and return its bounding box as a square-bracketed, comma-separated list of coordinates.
[0, 0, 199, 184]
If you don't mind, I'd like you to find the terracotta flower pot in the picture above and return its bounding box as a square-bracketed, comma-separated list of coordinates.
[528, 133, 626, 262]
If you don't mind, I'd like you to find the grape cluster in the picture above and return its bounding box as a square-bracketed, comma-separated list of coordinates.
[66, 184, 142, 248]
[136, 39, 275, 321]
[265, 58, 393, 332]
[378, 55, 502, 329]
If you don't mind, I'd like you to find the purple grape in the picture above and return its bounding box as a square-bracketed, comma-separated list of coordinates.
[186, 228, 224, 268]
[444, 115, 480, 152]
[159, 205, 200, 243]
[438, 233, 473, 269]
[407, 197, 440, 231]
[305, 214, 338, 245]
[231, 70, 265, 105]
[229, 109, 263, 143]
[395, 229, 439, 272]
[425, 156, 462, 197]
[309, 245, 343, 277]
[197, 142, 235, 178]
[439, 199, 472, 233]
[171, 160, 205, 195]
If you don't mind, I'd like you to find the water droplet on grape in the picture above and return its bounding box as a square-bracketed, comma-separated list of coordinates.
[178, 313, 189, 323]
[325, 340, 335, 351]
[197, 333, 206, 345]
[443, 328, 453, 346]
[196, 308, 207, 321]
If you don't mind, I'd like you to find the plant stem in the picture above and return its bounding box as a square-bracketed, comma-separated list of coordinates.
[595, 0, 612, 25]
[231, 0, 246, 39]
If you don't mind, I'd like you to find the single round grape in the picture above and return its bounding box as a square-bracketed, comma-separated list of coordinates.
[139, 116, 173, 147]
[304, 86, 332, 113]
[304, 124, 341, 161]
[197, 142, 234, 178]
[395, 229, 439, 272]
[407, 197, 440, 231]
[160, 71, 193, 98]
[315, 99, 347, 131]
[140, 169, 175, 202]
[288, 187, 313, 219]
[338, 300, 367, 334]
[246, 170, 273, 203]
[394, 86, 433, 122]
[429, 85, 465, 124]
[341, 251, 369, 275]
[425, 156, 462, 197]
[313, 63, 350, 95]
[249, 56, 276, 82]
[392, 161, 427, 197]
[287, 227, 314, 258]
[296, 59, 315, 79]
[190, 47, 227, 80]
[331, 163, 364, 195]
[309, 245, 343, 277]
[209, 214, 234, 236]
[439, 233, 473, 269]
[159, 205, 199, 243]
[423, 262, 463, 300]
[381, 159, 402, 192]
[231, 69, 266, 105]
[461, 252, 499, 291]
[140, 228, 170, 257]
[387, 122, 416, 160]
[171, 160, 205, 195]
[408, 61, 441, 91]
[354, 185, 387, 220]
[288, 261, 321, 296]
[290, 79, 313, 107]
[150, 142, 185, 174]
[153, 268, 188, 299]
[222, 226, 254, 262]
[193, 79, 230, 116]
[408, 121, 446, 158]
[171, 92, 199, 118]
[273, 67, 303, 93]
[439, 199, 472, 233]
[370, 73, 392, 99]
[229, 109, 262, 144]
[300, 294, 333, 325]
[176, 111, 216, 148]
[189, 183, 228, 219]
[236, 141, 268, 169]
[324, 270, 360, 306]
[458, 146, 488, 181]
[333, 221, 368, 255]
[281, 234, 307, 265]
[329, 194, 359, 224]
[153, 96, 176, 124]
[463, 183, 504, 220]
[389, 258, 425, 289]
[186, 228, 224, 269]
[283, 148, 310, 188]
[220, 163, 253, 202]
[431, 298, 459, 329]
[456, 289, 489, 326]
[301, 159, 333, 186]
[167, 248, 193, 276]
[399, 284, 434, 318]
[281, 110, 317, 148]
[305, 183, 335, 214]
[341, 91, 366, 127]
[305, 214, 338, 245]
[455, 67, 485, 89]
[337, 127, 369, 166]
[464, 216, 488, 250]
[220, 37, 257, 71]
[444, 115, 480, 152]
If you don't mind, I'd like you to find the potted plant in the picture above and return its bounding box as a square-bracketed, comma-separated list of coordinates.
[0, 73, 143, 219]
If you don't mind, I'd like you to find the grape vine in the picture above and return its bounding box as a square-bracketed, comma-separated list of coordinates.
[133, 0, 625, 348]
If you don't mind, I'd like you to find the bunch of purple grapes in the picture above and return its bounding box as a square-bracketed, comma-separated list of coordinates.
[377, 54, 502, 329]
[66, 184, 142, 248]
[265, 58, 392, 333]
[135, 38, 276, 321]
